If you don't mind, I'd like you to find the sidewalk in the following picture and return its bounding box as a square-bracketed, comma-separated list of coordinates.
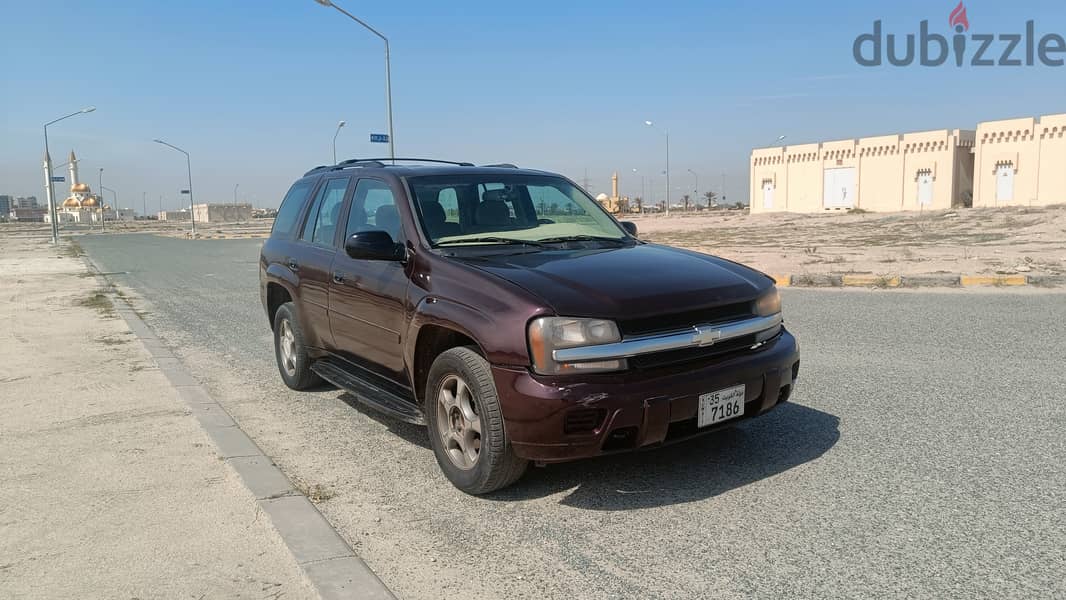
[0, 236, 316, 599]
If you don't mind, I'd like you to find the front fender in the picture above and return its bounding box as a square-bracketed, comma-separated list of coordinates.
[404, 296, 533, 370]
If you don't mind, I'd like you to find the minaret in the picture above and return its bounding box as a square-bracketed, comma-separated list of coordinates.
[68, 150, 79, 190]
[611, 172, 619, 199]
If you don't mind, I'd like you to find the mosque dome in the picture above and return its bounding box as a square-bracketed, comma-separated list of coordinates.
[72, 183, 90, 193]
[62, 197, 81, 208]
[595, 193, 609, 201]
[82, 197, 99, 207]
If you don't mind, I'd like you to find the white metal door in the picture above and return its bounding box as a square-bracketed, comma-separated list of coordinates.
[917, 172, 933, 206]
[823, 168, 855, 209]
[995, 164, 1014, 204]
[762, 181, 774, 209]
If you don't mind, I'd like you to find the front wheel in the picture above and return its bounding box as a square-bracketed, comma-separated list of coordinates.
[273, 302, 320, 390]
[426, 347, 528, 494]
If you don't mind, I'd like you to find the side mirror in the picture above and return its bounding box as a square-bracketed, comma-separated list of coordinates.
[620, 221, 638, 237]
[344, 230, 405, 261]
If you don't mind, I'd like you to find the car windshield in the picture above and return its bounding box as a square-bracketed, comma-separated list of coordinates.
[407, 174, 627, 246]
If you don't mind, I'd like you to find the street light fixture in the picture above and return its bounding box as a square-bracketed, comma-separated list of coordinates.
[313, 0, 395, 161]
[644, 120, 670, 216]
[153, 139, 196, 236]
[332, 120, 346, 164]
[42, 106, 95, 244]
[775, 135, 787, 145]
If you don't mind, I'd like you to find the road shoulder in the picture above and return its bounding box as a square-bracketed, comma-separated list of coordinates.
[0, 236, 321, 599]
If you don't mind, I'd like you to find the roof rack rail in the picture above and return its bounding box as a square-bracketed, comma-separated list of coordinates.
[332, 157, 475, 168]
[481, 163, 518, 168]
[303, 165, 333, 176]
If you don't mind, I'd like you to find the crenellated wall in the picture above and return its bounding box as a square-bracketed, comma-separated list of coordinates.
[750, 129, 975, 214]
[974, 113, 1066, 207]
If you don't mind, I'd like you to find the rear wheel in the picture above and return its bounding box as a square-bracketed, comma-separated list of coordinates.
[273, 302, 320, 390]
[426, 347, 528, 494]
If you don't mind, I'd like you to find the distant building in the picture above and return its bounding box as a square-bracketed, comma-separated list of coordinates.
[192, 203, 252, 223]
[750, 111, 1066, 214]
[157, 210, 190, 221]
[750, 129, 975, 214]
[973, 113, 1066, 208]
[16, 196, 39, 209]
[50, 150, 111, 224]
[10, 207, 47, 222]
[0, 195, 12, 218]
[595, 173, 630, 214]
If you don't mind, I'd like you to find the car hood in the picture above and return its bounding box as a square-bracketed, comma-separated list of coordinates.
[457, 243, 771, 320]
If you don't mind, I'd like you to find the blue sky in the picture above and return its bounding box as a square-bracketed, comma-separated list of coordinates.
[2, 0, 1064, 210]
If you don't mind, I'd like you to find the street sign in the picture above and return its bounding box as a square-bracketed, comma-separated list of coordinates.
[369, 133, 389, 144]
[51, 176, 65, 182]
[180, 190, 190, 195]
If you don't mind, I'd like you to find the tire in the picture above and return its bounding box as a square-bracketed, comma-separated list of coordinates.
[273, 302, 321, 390]
[426, 346, 528, 494]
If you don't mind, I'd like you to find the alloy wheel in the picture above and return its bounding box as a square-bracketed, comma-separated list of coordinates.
[436, 374, 482, 470]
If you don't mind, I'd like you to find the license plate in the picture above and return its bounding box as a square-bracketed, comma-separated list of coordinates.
[698, 384, 745, 428]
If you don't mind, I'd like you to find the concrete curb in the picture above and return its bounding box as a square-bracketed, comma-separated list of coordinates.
[80, 252, 395, 600]
[774, 272, 1063, 289]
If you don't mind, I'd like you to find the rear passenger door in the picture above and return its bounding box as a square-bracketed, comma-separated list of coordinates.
[294, 176, 352, 350]
[328, 178, 410, 382]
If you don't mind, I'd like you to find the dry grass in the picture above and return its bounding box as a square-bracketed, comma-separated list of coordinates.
[77, 290, 114, 316]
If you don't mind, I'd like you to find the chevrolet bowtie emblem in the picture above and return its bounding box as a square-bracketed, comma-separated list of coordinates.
[692, 325, 722, 346]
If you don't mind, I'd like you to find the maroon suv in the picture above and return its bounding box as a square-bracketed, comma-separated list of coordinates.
[260, 159, 799, 494]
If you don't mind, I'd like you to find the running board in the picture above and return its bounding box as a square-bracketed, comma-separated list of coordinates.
[311, 359, 425, 426]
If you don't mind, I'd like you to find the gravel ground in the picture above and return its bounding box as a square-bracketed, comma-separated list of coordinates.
[79, 233, 1066, 600]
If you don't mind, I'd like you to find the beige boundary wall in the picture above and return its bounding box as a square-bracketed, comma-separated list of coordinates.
[751, 129, 975, 214]
[973, 113, 1066, 208]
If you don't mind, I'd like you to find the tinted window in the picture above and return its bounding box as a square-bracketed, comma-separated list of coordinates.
[302, 178, 349, 245]
[407, 175, 624, 244]
[271, 180, 314, 238]
[347, 179, 402, 241]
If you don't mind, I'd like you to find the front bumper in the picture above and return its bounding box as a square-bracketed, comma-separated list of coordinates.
[492, 330, 800, 462]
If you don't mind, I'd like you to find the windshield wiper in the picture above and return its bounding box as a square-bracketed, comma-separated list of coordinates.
[436, 236, 549, 248]
[536, 235, 629, 245]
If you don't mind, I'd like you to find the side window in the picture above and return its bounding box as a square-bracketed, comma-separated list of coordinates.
[302, 178, 349, 245]
[271, 180, 314, 238]
[437, 188, 459, 223]
[347, 179, 402, 241]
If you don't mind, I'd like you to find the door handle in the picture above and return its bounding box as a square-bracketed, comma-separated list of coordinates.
[332, 272, 345, 284]
[288, 259, 299, 272]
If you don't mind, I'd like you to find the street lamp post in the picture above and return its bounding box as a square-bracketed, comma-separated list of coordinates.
[153, 139, 195, 236]
[314, 0, 394, 161]
[687, 169, 699, 210]
[98, 168, 105, 230]
[332, 120, 346, 164]
[644, 120, 670, 216]
[101, 186, 118, 217]
[631, 168, 646, 215]
[42, 106, 95, 244]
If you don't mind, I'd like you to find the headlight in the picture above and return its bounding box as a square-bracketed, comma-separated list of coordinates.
[754, 287, 782, 316]
[528, 317, 626, 375]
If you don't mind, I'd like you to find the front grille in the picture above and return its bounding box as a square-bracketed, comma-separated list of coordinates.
[618, 301, 752, 337]
[629, 333, 764, 370]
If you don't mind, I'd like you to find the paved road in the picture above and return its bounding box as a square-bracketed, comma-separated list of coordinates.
[80, 233, 1066, 600]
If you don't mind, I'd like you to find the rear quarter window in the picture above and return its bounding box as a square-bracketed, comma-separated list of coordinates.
[272, 180, 315, 238]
